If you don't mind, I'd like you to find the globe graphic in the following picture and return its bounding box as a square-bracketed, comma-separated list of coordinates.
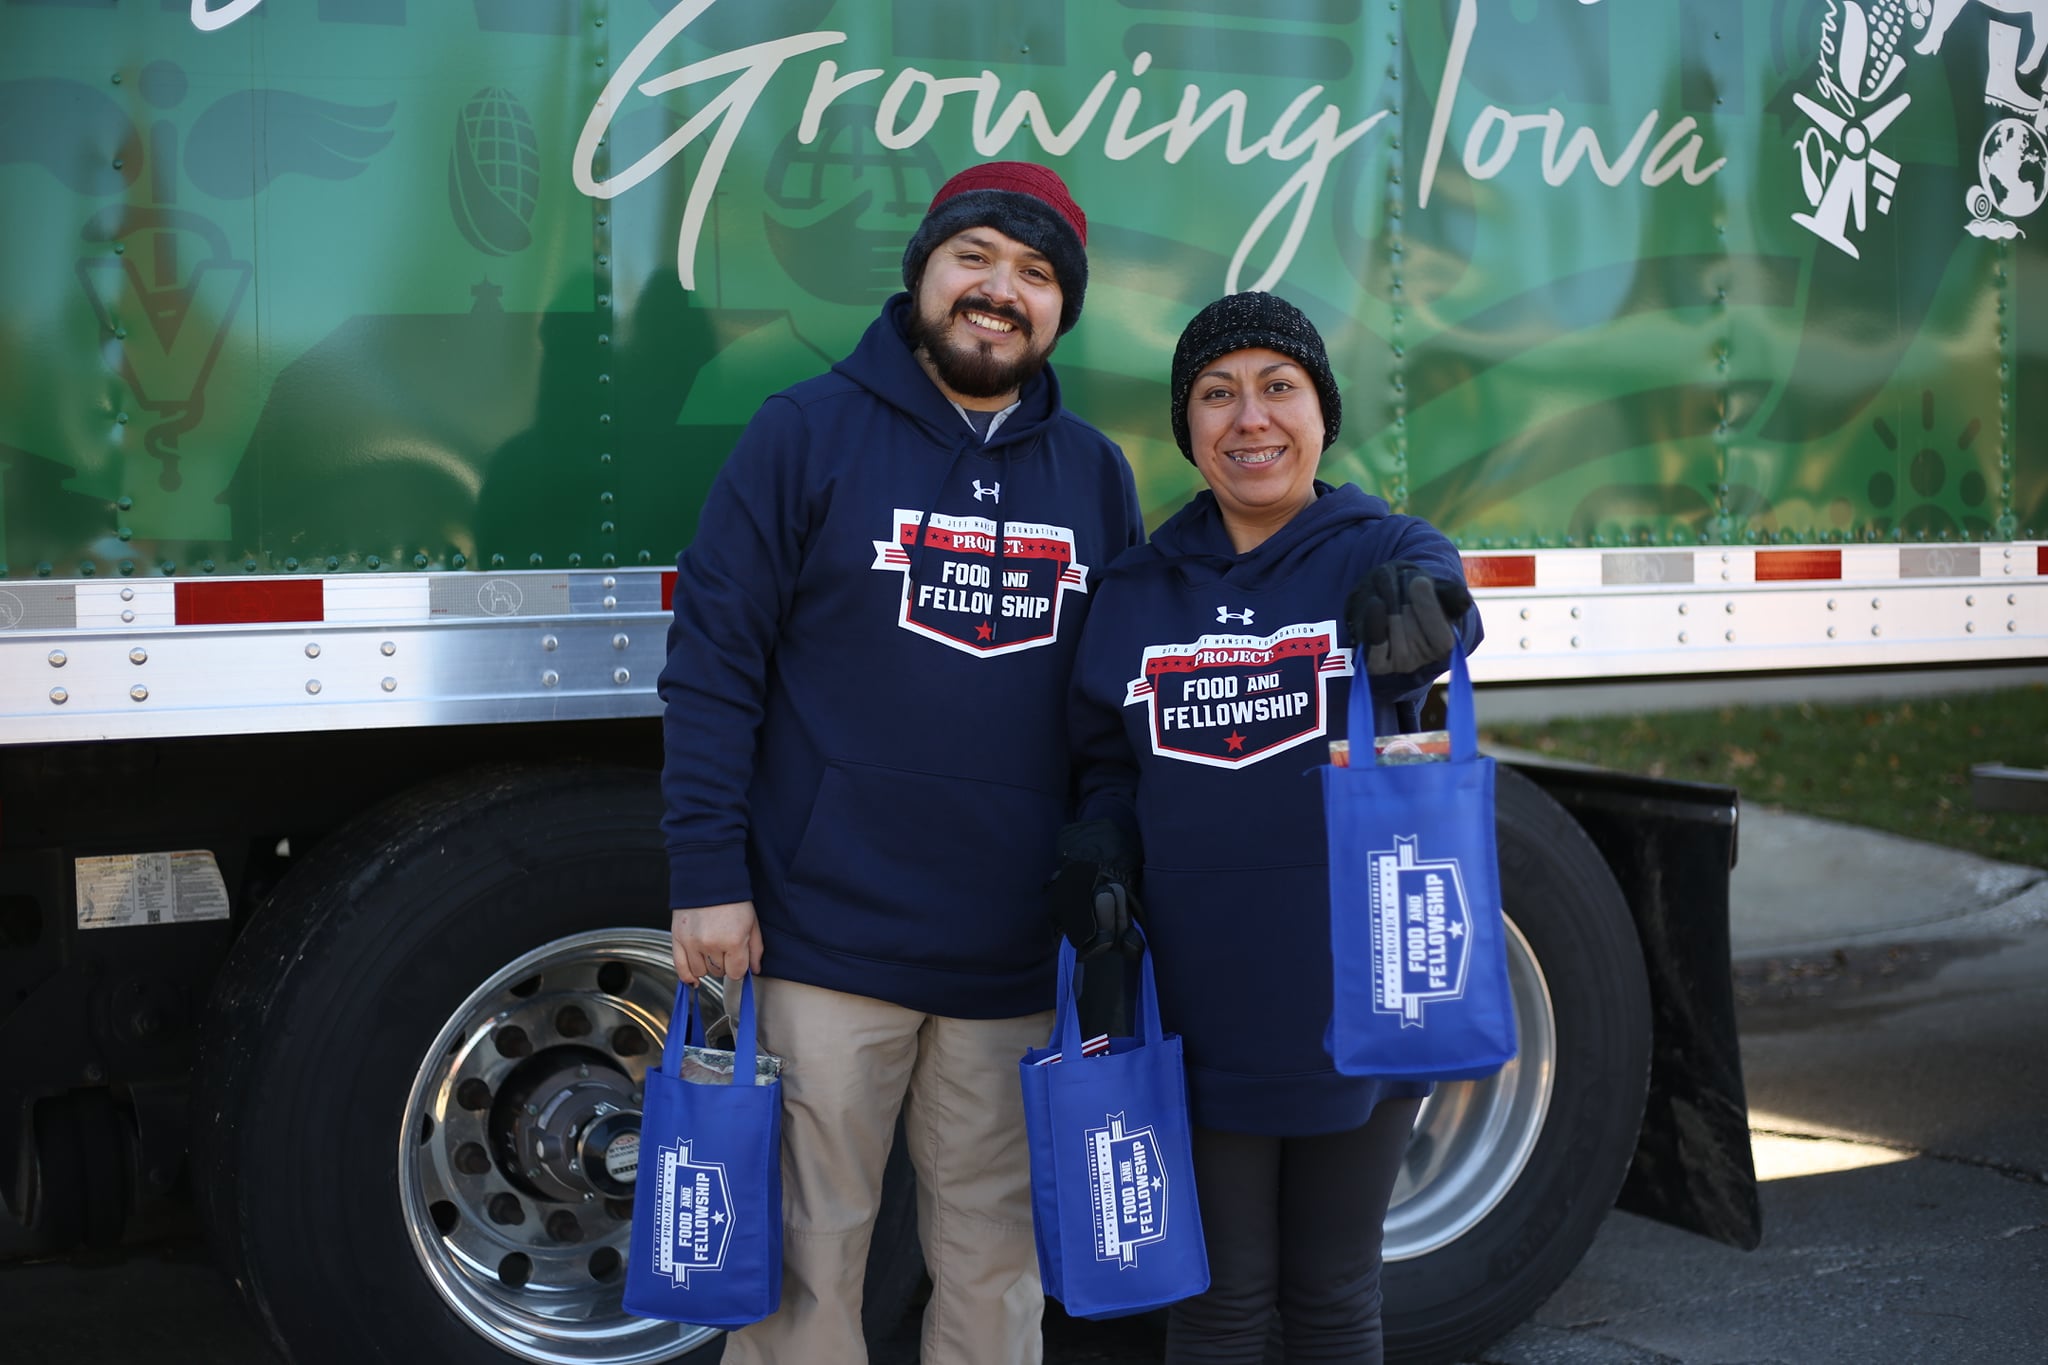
[762, 106, 946, 305]
[1978, 118, 2047, 220]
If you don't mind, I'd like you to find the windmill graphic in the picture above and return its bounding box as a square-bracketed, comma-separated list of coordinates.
[2, 61, 393, 490]
[1791, 2, 1914, 259]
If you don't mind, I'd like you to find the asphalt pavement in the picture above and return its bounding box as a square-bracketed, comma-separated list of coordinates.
[1471, 802, 2048, 1365]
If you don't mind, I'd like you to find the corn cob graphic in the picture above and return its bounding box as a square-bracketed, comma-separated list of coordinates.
[1846, 1, 1911, 101]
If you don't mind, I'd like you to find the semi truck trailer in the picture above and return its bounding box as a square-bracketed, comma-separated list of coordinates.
[2, 2, 2040, 1362]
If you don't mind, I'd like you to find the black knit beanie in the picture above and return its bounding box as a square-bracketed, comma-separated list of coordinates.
[901, 161, 1089, 335]
[1169, 292, 1342, 462]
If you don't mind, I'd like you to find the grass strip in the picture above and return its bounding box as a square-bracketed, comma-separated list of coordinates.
[1481, 684, 2048, 869]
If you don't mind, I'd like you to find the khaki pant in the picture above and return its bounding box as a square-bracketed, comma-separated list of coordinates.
[721, 977, 1052, 1365]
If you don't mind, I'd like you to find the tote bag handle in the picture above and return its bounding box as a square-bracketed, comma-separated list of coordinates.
[659, 974, 761, 1082]
[1347, 627, 1476, 767]
[1049, 926, 1165, 1060]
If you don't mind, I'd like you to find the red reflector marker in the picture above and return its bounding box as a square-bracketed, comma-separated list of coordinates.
[1755, 549, 1842, 581]
[2038, 545, 2046, 577]
[1460, 555, 1536, 589]
[661, 571, 677, 612]
[174, 579, 325, 625]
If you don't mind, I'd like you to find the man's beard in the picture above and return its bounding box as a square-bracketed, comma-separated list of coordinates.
[907, 294, 1056, 399]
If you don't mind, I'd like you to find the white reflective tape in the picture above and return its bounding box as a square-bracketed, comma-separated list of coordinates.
[1899, 546, 1982, 578]
[1840, 547, 1901, 582]
[431, 575, 572, 619]
[76, 581, 176, 629]
[323, 576, 431, 623]
[0, 583, 77, 630]
[1538, 552, 1604, 589]
[1598, 551, 1695, 587]
[1696, 551, 1754, 584]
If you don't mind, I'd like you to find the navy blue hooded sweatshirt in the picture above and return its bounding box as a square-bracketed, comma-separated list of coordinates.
[1068, 482, 1482, 1134]
[659, 294, 1144, 1019]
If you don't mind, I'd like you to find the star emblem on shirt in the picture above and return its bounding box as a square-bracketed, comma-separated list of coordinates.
[712, 1210, 726, 1224]
[1224, 731, 1246, 752]
[1448, 921, 1465, 938]
[975, 621, 994, 641]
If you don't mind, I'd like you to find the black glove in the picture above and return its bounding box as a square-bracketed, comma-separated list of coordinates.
[1045, 819, 1145, 962]
[1345, 560, 1474, 676]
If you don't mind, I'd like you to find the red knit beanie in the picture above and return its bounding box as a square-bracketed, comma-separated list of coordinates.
[900, 161, 1089, 334]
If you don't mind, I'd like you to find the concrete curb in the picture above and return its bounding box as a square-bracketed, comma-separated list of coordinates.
[1730, 877, 2048, 963]
[1726, 807, 2047, 962]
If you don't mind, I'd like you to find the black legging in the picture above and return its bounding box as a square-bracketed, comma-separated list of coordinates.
[1165, 1096, 1425, 1364]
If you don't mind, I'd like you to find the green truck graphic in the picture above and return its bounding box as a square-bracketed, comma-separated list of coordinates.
[0, 4, 2037, 1363]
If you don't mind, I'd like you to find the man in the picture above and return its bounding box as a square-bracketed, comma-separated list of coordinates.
[659, 161, 1144, 1364]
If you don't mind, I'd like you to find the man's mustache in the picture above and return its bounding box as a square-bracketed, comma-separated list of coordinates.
[952, 297, 1032, 337]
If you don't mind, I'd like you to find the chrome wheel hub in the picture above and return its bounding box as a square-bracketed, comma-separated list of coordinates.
[399, 929, 718, 1364]
[1385, 916, 1558, 1260]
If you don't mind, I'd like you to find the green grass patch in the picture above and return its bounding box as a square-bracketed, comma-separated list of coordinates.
[1482, 684, 2048, 869]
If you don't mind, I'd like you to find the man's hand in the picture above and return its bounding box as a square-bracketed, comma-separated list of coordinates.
[670, 901, 764, 986]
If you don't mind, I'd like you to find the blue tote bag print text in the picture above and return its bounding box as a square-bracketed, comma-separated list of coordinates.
[624, 975, 783, 1327]
[1020, 930, 1209, 1319]
[1323, 633, 1517, 1081]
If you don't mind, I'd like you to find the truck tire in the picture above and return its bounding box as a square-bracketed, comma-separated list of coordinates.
[1380, 765, 1651, 1365]
[190, 765, 923, 1365]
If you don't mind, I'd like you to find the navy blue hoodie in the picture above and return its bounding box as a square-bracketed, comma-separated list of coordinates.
[660, 294, 1144, 1019]
[1068, 482, 1481, 1134]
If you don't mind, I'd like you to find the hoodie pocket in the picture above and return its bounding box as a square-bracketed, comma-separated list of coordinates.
[783, 760, 1062, 974]
[1137, 863, 1338, 1078]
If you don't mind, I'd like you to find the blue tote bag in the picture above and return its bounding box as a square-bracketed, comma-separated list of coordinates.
[624, 975, 783, 1327]
[1019, 930, 1209, 1319]
[1324, 634, 1517, 1081]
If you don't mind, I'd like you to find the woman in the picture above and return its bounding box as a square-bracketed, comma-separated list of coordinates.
[1057, 293, 1481, 1363]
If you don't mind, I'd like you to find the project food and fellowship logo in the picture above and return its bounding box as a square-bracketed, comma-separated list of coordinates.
[871, 509, 1088, 657]
[650, 1139, 734, 1287]
[1085, 1112, 1169, 1267]
[1791, 0, 2048, 258]
[1121, 619, 1353, 769]
[1367, 835, 1476, 1027]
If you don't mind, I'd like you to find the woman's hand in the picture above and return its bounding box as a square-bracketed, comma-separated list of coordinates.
[1045, 819, 1146, 961]
[1346, 560, 1474, 675]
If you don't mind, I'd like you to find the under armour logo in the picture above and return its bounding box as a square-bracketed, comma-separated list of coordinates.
[1217, 607, 1254, 625]
[973, 480, 1001, 502]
